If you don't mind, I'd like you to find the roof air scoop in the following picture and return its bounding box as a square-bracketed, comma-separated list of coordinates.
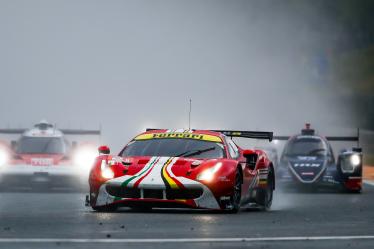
[34, 120, 54, 130]
[301, 123, 315, 136]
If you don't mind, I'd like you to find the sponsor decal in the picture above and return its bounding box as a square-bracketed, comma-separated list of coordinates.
[301, 172, 315, 176]
[31, 158, 53, 166]
[256, 169, 268, 186]
[297, 156, 317, 161]
[191, 160, 202, 166]
[288, 160, 327, 183]
[135, 133, 222, 143]
[293, 163, 321, 167]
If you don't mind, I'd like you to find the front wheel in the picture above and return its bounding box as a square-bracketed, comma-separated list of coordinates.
[226, 168, 242, 213]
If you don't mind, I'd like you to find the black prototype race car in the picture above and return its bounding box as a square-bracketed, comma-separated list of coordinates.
[276, 124, 362, 193]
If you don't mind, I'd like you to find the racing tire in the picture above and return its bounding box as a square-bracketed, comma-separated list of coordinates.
[256, 168, 274, 210]
[92, 205, 118, 212]
[226, 168, 242, 213]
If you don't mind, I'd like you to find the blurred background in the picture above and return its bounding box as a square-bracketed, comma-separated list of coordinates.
[0, 0, 373, 162]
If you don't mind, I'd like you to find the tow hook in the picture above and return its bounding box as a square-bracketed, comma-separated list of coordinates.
[85, 194, 90, 207]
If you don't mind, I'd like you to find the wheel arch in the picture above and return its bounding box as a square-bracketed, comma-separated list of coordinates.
[268, 162, 275, 190]
[236, 163, 243, 184]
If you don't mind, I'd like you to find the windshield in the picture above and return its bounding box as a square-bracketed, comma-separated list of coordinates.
[16, 137, 66, 154]
[121, 139, 225, 159]
[283, 137, 328, 157]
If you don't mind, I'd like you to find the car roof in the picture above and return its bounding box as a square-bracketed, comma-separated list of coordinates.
[289, 134, 329, 146]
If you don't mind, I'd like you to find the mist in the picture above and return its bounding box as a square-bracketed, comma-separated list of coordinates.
[0, 0, 365, 151]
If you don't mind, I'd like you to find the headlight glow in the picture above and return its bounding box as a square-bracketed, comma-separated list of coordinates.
[0, 149, 9, 166]
[73, 148, 97, 169]
[101, 167, 114, 179]
[196, 162, 222, 181]
[350, 154, 361, 166]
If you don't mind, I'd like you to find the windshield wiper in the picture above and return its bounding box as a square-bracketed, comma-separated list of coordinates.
[175, 147, 216, 158]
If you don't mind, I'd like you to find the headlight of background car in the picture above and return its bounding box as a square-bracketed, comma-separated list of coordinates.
[73, 147, 97, 170]
[196, 162, 222, 181]
[0, 149, 9, 167]
[340, 153, 361, 173]
[350, 154, 361, 166]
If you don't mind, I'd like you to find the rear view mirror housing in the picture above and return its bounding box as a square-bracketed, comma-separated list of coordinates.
[98, 145, 110, 155]
[243, 149, 258, 170]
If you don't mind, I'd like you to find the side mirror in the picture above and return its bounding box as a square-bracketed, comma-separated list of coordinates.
[98, 145, 110, 155]
[10, 141, 17, 151]
[243, 149, 258, 170]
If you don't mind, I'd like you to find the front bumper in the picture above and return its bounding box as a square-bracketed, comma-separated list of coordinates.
[277, 167, 341, 189]
[0, 164, 88, 188]
[91, 178, 221, 210]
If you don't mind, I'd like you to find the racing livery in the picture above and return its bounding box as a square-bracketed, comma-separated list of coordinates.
[0, 120, 100, 189]
[275, 124, 362, 192]
[87, 129, 275, 212]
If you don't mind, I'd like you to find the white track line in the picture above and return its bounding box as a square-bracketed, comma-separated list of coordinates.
[364, 180, 374, 186]
[0, 236, 374, 243]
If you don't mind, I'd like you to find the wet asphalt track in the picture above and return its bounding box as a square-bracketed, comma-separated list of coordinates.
[0, 184, 374, 249]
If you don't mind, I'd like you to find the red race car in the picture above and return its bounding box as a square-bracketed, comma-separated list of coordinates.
[87, 129, 275, 213]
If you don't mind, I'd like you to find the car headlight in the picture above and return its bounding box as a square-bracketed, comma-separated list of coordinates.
[196, 162, 222, 181]
[0, 149, 9, 167]
[101, 167, 114, 179]
[73, 148, 97, 169]
[350, 154, 361, 166]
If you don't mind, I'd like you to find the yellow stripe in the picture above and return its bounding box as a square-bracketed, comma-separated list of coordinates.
[162, 158, 179, 190]
[175, 199, 187, 202]
[135, 133, 222, 143]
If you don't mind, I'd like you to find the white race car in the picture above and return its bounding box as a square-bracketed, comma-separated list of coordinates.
[0, 120, 100, 190]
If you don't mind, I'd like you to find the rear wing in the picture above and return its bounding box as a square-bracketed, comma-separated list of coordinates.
[273, 128, 360, 147]
[0, 128, 101, 136]
[325, 136, 359, 142]
[146, 128, 273, 141]
[211, 130, 273, 141]
[60, 129, 101, 135]
[0, 129, 26, 134]
[273, 135, 359, 141]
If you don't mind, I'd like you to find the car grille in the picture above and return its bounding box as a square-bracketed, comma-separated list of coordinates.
[166, 189, 203, 199]
[106, 185, 203, 200]
[106, 186, 141, 198]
